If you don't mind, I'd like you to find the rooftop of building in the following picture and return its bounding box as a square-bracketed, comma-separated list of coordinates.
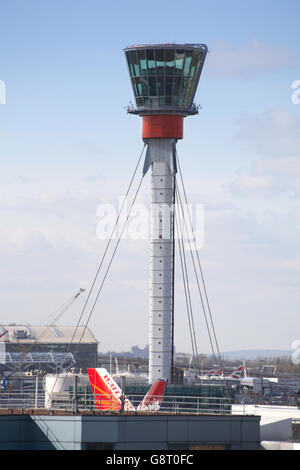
[0, 325, 98, 344]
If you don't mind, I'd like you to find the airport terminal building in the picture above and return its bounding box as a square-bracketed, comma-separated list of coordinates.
[0, 325, 98, 374]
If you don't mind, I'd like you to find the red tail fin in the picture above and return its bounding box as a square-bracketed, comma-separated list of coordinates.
[137, 379, 168, 411]
[87, 368, 167, 412]
[87, 368, 134, 411]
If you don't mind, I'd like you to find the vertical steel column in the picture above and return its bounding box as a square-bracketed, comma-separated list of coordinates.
[145, 139, 176, 383]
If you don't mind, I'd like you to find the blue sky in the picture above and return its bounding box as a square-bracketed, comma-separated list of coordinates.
[0, 0, 300, 355]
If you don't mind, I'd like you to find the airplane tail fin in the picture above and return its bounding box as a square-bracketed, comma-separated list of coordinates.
[230, 364, 247, 379]
[243, 361, 247, 378]
[207, 369, 222, 378]
[87, 368, 167, 412]
[137, 379, 168, 411]
[115, 357, 119, 375]
[87, 368, 135, 411]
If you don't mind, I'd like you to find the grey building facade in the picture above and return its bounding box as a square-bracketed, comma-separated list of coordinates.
[0, 411, 260, 450]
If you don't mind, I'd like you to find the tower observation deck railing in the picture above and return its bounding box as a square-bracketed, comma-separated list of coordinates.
[126, 102, 201, 116]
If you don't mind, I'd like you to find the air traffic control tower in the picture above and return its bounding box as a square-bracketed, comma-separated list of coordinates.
[124, 44, 208, 383]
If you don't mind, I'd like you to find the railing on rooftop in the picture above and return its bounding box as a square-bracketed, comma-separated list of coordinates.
[0, 390, 232, 415]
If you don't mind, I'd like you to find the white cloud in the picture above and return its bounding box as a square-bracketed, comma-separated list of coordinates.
[229, 157, 300, 198]
[231, 171, 274, 196]
[236, 108, 300, 158]
[228, 107, 300, 198]
[206, 38, 297, 78]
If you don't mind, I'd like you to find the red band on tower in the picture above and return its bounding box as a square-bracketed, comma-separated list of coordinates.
[142, 115, 184, 139]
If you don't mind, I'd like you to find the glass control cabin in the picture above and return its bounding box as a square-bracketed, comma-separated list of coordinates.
[124, 43, 207, 116]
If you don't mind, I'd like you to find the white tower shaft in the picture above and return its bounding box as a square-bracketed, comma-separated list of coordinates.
[144, 139, 176, 383]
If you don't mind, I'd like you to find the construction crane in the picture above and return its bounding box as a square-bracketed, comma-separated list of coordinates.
[41, 288, 85, 328]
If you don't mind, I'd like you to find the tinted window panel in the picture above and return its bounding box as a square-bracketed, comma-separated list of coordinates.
[148, 76, 157, 96]
[175, 50, 184, 75]
[141, 77, 149, 96]
[173, 76, 182, 96]
[147, 49, 155, 75]
[132, 52, 140, 77]
[156, 76, 165, 96]
[165, 49, 174, 75]
[134, 77, 142, 97]
[131, 77, 138, 96]
[146, 49, 154, 61]
[183, 54, 192, 77]
[137, 50, 147, 76]
[165, 77, 173, 96]
[126, 52, 134, 76]
[155, 49, 165, 75]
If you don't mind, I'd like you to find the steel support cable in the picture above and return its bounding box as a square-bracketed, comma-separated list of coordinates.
[176, 187, 217, 376]
[175, 198, 195, 364]
[175, 182, 218, 367]
[175, 152, 229, 394]
[176, 178, 230, 398]
[48, 144, 146, 401]
[170, 177, 176, 378]
[74, 173, 145, 352]
[175, 201, 200, 376]
[176, 155, 223, 361]
[67, 143, 146, 352]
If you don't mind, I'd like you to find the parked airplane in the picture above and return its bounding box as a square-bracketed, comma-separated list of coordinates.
[87, 367, 167, 412]
[208, 363, 273, 389]
[206, 363, 247, 381]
